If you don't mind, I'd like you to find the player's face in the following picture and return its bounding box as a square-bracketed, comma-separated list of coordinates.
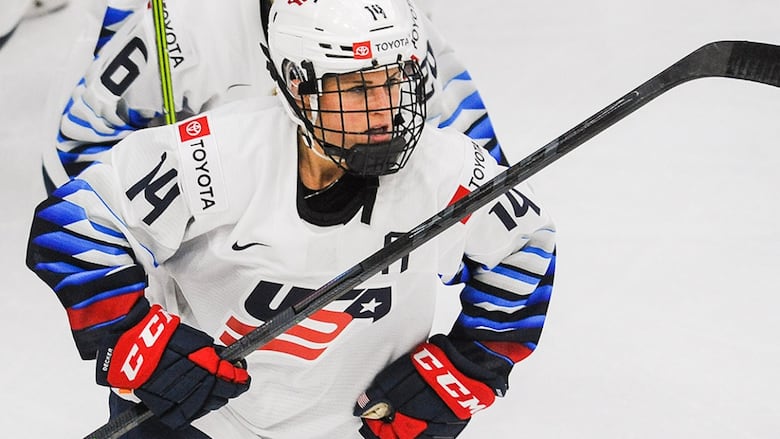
[316, 66, 403, 149]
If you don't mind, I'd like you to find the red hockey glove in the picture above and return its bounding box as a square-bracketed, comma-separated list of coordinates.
[355, 334, 503, 439]
[96, 303, 250, 430]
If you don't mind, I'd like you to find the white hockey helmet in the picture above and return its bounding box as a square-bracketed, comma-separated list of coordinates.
[265, 0, 428, 176]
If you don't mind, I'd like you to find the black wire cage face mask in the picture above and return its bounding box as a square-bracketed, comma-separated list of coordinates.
[297, 59, 427, 177]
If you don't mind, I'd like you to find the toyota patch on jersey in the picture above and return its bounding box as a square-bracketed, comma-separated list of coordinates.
[178, 116, 211, 141]
[176, 115, 228, 215]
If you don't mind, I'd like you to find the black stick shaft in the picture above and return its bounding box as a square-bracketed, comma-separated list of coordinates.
[85, 40, 780, 439]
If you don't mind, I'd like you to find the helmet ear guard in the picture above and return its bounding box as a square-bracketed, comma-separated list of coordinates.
[280, 58, 321, 132]
[261, 43, 320, 148]
[281, 59, 317, 97]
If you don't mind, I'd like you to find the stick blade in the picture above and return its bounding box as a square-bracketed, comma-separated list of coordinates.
[692, 41, 780, 87]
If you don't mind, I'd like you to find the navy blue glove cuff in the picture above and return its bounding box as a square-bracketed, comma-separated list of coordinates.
[429, 334, 511, 396]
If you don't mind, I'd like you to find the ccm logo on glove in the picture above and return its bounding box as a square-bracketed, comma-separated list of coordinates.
[411, 343, 495, 419]
[106, 305, 180, 388]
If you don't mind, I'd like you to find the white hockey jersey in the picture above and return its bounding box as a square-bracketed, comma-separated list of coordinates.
[28, 96, 555, 438]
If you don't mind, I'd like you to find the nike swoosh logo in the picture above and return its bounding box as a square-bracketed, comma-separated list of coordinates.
[227, 83, 253, 91]
[232, 241, 269, 251]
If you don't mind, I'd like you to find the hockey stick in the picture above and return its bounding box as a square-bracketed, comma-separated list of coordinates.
[84, 40, 780, 439]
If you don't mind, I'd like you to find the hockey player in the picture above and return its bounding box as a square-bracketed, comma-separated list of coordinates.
[43, 0, 507, 193]
[27, 0, 555, 438]
[42, 0, 268, 190]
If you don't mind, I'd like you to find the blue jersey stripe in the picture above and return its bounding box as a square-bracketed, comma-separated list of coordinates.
[96, 35, 112, 51]
[85, 314, 128, 331]
[438, 91, 487, 128]
[462, 285, 529, 308]
[90, 221, 125, 239]
[77, 145, 114, 155]
[34, 261, 83, 274]
[65, 110, 128, 138]
[443, 70, 473, 88]
[523, 246, 554, 259]
[491, 265, 540, 285]
[465, 115, 496, 141]
[127, 108, 154, 127]
[457, 314, 546, 331]
[57, 149, 80, 165]
[37, 200, 88, 227]
[488, 145, 504, 163]
[37, 194, 125, 241]
[71, 282, 146, 310]
[103, 7, 134, 27]
[62, 96, 74, 115]
[52, 177, 99, 197]
[33, 232, 127, 257]
[442, 261, 473, 285]
[527, 285, 553, 307]
[54, 267, 116, 292]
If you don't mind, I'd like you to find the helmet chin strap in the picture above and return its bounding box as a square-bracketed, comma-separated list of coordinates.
[300, 129, 334, 163]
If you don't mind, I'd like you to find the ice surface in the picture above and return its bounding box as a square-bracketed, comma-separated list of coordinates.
[1, 0, 778, 437]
